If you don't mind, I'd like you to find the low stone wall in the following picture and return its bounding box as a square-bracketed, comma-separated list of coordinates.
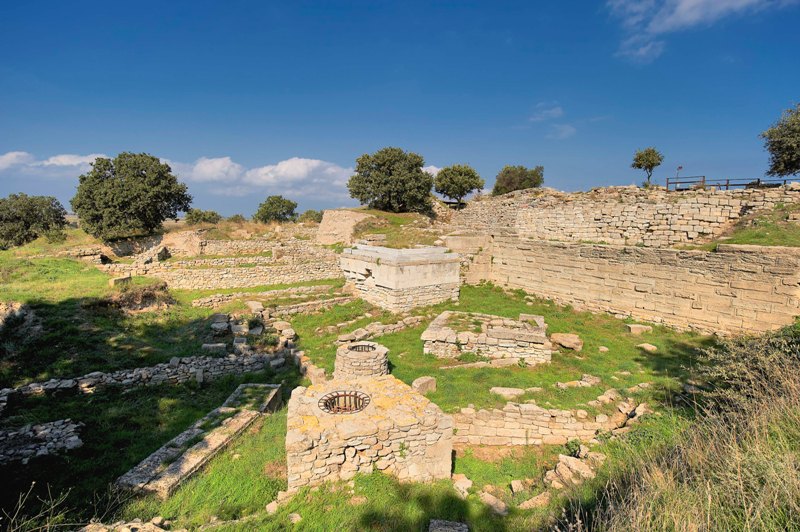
[334, 315, 427, 342]
[191, 285, 335, 308]
[453, 402, 616, 446]
[116, 383, 282, 498]
[421, 311, 552, 365]
[0, 354, 281, 408]
[483, 237, 800, 334]
[0, 419, 83, 465]
[100, 261, 341, 290]
[286, 375, 453, 491]
[449, 185, 800, 247]
[263, 296, 354, 318]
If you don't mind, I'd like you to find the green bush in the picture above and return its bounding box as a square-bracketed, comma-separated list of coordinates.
[491, 165, 544, 195]
[184, 209, 222, 225]
[227, 214, 247, 223]
[71, 152, 192, 240]
[0, 193, 67, 250]
[348, 147, 433, 213]
[297, 209, 323, 223]
[253, 195, 297, 223]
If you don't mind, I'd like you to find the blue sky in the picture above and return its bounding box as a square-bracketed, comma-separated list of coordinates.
[1, 0, 798, 215]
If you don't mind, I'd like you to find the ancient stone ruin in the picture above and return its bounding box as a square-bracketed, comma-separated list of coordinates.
[285, 340, 453, 491]
[333, 341, 389, 379]
[421, 311, 553, 366]
[340, 245, 461, 312]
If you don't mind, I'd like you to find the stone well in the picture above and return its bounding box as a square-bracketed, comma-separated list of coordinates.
[285, 375, 453, 491]
[340, 245, 461, 312]
[421, 311, 553, 366]
[333, 341, 389, 379]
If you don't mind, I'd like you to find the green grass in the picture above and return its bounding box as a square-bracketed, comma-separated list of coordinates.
[0, 370, 294, 522]
[294, 283, 711, 413]
[349, 208, 439, 249]
[719, 203, 800, 247]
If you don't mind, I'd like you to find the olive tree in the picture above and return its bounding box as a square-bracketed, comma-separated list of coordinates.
[347, 147, 433, 213]
[631, 147, 664, 186]
[492, 165, 544, 195]
[253, 195, 298, 223]
[434, 164, 484, 208]
[762, 103, 800, 177]
[71, 153, 192, 240]
[0, 193, 67, 249]
[185, 208, 222, 225]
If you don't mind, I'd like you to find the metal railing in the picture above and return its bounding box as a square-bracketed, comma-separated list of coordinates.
[665, 176, 792, 191]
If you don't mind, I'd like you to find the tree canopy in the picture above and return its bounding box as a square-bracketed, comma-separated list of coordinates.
[631, 147, 664, 185]
[762, 103, 800, 177]
[297, 209, 324, 223]
[253, 195, 298, 223]
[347, 147, 433, 213]
[0, 193, 68, 250]
[491, 165, 544, 195]
[434, 164, 484, 207]
[71, 153, 192, 240]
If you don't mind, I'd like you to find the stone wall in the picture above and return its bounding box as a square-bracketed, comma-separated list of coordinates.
[421, 311, 553, 365]
[481, 237, 800, 334]
[0, 419, 83, 465]
[0, 353, 282, 408]
[449, 185, 800, 247]
[453, 402, 617, 446]
[191, 285, 335, 308]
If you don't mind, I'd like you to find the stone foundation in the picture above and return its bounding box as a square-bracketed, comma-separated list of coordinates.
[453, 402, 617, 446]
[340, 245, 461, 312]
[286, 375, 453, 491]
[0, 419, 83, 465]
[333, 342, 390, 379]
[421, 311, 552, 365]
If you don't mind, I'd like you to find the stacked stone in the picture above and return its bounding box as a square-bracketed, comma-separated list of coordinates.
[286, 375, 453, 491]
[0, 419, 83, 465]
[0, 353, 281, 406]
[448, 184, 800, 247]
[452, 402, 614, 446]
[421, 311, 553, 365]
[261, 296, 353, 318]
[336, 315, 426, 343]
[333, 342, 390, 379]
[191, 285, 332, 308]
[486, 237, 800, 335]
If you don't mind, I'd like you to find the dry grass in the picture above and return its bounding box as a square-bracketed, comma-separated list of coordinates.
[560, 327, 800, 531]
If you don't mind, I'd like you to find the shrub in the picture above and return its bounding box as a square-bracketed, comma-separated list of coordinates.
[0, 193, 67, 250]
[762, 103, 800, 177]
[185, 208, 222, 225]
[491, 165, 544, 195]
[347, 147, 433, 213]
[434, 164, 484, 207]
[631, 147, 664, 186]
[253, 195, 298, 223]
[297, 209, 323, 223]
[227, 214, 247, 223]
[71, 152, 192, 240]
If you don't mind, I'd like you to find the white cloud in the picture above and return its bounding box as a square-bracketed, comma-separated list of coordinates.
[244, 157, 351, 187]
[547, 124, 577, 140]
[190, 156, 244, 182]
[34, 153, 105, 167]
[0, 151, 34, 171]
[423, 165, 441, 176]
[607, 0, 796, 63]
[529, 102, 564, 122]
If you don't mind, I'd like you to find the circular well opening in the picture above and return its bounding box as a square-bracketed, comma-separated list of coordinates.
[350, 344, 376, 353]
[318, 390, 371, 414]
